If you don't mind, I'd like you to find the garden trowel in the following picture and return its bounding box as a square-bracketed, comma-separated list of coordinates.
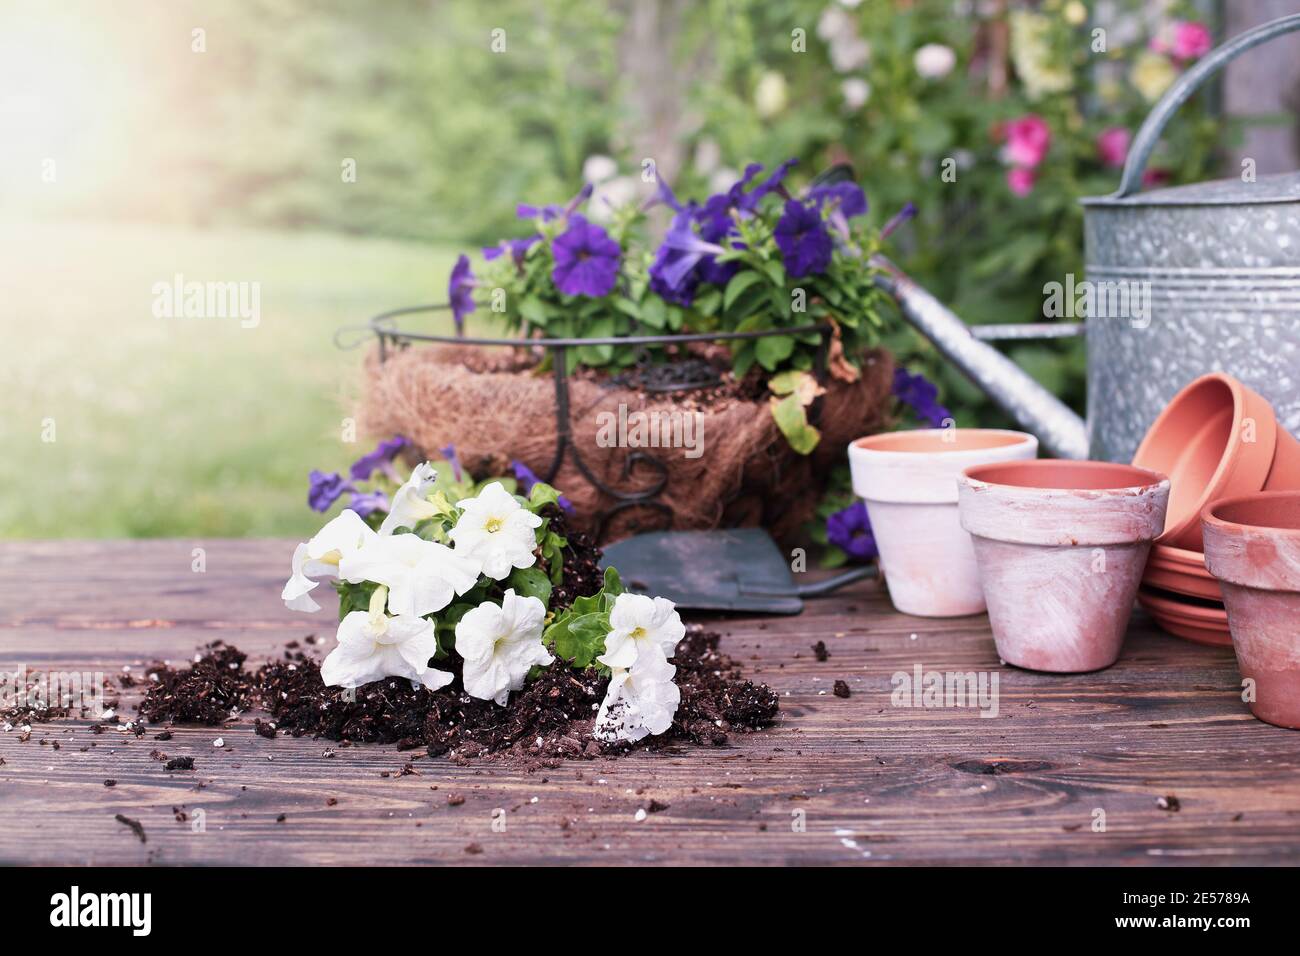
[600, 527, 876, 615]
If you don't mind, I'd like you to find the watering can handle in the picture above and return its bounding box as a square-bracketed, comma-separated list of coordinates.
[1114, 12, 1300, 199]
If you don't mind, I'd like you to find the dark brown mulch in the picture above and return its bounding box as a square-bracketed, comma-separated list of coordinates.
[138, 642, 254, 725]
[540, 505, 605, 613]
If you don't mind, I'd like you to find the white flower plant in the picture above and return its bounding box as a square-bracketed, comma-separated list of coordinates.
[283, 457, 685, 744]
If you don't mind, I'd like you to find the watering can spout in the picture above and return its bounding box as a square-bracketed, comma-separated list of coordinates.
[872, 255, 1090, 460]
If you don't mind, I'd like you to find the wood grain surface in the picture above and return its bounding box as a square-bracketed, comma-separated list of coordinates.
[1, 539, 1298, 866]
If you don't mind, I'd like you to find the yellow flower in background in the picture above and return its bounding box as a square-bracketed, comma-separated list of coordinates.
[1010, 11, 1072, 100]
[1063, 1, 1088, 27]
[1130, 50, 1177, 103]
[754, 70, 789, 118]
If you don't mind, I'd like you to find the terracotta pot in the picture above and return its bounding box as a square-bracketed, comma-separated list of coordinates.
[1136, 586, 1231, 647]
[1202, 492, 1300, 729]
[958, 461, 1170, 672]
[1132, 373, 1282, 551]
[848, 429, 1038, 617]
[1144, 543, 1223, 602]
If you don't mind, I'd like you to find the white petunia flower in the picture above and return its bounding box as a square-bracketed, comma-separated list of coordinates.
[594, 654, 681, 742]
[597, 592, 685, 671]
[448, 481, 543, 580]
[455, 589, 552, 705]
[841, 77, 871, 111]
[320, 589, 452, 691]
[914, 43, 956, 79]
[282, 509, 377, 612]
[379, 461, 440, 535]
[338, 532, 480, 618]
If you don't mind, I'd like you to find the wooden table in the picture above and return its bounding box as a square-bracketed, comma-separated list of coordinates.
[2, 539, 1298, 866]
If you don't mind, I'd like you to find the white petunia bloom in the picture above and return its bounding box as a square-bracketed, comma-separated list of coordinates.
[597, 592, 685, 671]
[320, 590, 452, 691]
[379, 461, 440, 535]
[455, 589, 553, 705]
[448, 481, 543, 580]
[594, 654, 681, 742]
[914, 43, 956, 79]
[338, 532, 480, 618]
[282, 509, 377, 612]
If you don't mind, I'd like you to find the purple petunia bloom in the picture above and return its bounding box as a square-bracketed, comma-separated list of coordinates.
[512, 460, 574, 513]
[348, 489, 390, 518]
[308, 470, 354, 513]
[808, 181, 868, 218]
[449, 255, 475, 335]
[826, 500, 878, 563]
[774, 200, 833, 278]
[648, 207, 727, 306]
[518, 183, 594, 223]
[482, 235, 540, 267]
[551, 214, 621, 298]
[892, 367, 951, 428]
[440, 444, 463, 482]
[349, 436, 409, 482]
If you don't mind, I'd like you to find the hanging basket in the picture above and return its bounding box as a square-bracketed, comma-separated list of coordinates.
[341, 306, 895, 544]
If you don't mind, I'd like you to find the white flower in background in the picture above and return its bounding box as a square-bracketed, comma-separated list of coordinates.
[339, 533, 480, 618]
[708, 167, 740, 194]
[1009, 11, 1072, 99]
[282, 509, 377, 612]
[816, 7, 854, 43]
[455, 589, 552, 705]
[914, 43, 956, 79]
[594, 654, 681, 743]
[597, 592, 685, 671]
[589, 175, 640, 224]
[379, 461, 440, 535]
[582, 154, 618, 184]
[1130, 50, 1177, 104]
[841, 77, 871, 110]
[754, 71, 788, 118]
[837, 0, 863, 8]
[448, 481, 543, 580]
[829, 35, 871, 73]
[320, 587, 452, 691]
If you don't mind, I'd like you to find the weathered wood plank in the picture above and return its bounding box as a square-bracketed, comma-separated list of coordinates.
[1, 539, 1298, 866]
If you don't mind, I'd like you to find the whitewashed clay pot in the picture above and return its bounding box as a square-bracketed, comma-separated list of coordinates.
[1202, 492, 1300, 730]
[848, 429, 1038, 617]
[958, 461, 1170, 673]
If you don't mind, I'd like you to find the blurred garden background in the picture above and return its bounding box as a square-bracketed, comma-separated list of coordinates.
[2, 0, 1297, 537]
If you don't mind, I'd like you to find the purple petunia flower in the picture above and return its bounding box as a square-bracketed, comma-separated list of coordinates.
[518, 183, 594, 223]
[348, 489, 390, 518]
[808, 181, 868, 218]
[648, 207, 727, 306]
[892, 367, 951, 428]
[449, 255, 475, 335]
[482, 235, 540, 267]
[774, 200, 833, 278]
[308, 470, 354, 513]
[551, 214, 621, 298]
[826, 500, 878, 563]
[440, 444, 463, 482]
[349, 436, 409, 482]
[512, 460, 574, 513]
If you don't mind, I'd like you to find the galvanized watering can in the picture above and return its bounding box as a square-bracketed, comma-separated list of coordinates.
[875, 13, 1300, 462]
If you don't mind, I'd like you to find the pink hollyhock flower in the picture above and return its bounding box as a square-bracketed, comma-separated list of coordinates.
[1001, 115, 1051, 168]
[1097, 127, 1130, 169]
[1142, 168, 1172, 188]
[1169, 21, 1212, 62]
[1007, 167, 1037, 197]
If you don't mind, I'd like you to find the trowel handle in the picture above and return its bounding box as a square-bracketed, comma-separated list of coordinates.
[1115, 12, 1300, 199]
[795, 563, 878, 597]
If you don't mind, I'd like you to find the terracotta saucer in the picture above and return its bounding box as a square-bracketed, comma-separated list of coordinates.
[1142, 562, 1223, 602]
[1137, 586, 1232, 647]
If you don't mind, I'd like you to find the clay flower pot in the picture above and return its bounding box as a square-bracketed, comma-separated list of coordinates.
[1132, 372, 1300, 551]
[848, 429, 1038, 617]
[1202, 492, 1300, 729]
[958, 461, 1170, 673]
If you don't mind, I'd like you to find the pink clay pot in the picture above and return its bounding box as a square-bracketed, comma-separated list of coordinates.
[848, 429, 1038, 617]
[958, 461, 1170, 673]
[1202, 492, 1300, 730]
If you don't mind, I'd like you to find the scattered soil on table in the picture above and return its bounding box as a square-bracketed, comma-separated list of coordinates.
[115, 813, 147, 843]
[812, 641, 830, 662]
[538, 505, 604, 613]
[138, 642, 254, 725]
[833, 680, 851, 698]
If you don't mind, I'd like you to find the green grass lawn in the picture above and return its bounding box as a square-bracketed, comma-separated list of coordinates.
[0, 220, 460, 538]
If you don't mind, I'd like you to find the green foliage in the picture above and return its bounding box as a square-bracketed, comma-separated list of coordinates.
[542, 567, 624, 670]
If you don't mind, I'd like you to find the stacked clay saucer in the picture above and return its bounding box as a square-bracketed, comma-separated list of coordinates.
[1131, 373, 1300, 646]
